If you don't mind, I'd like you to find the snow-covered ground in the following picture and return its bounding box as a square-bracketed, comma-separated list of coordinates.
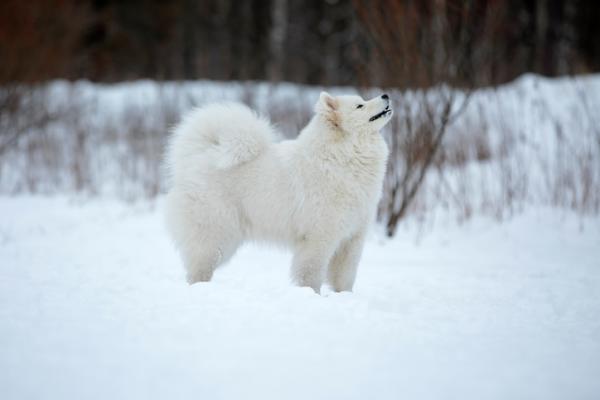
[1, 195, 599, 400]
[1, 73, 599, 398]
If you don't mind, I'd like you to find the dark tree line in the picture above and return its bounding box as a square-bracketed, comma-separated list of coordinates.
[1, 0, 599, 87]
[76, 0, 365, 84]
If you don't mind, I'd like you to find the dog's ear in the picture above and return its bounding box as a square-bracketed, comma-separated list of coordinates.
[315, 92, 340, 129]
[318, 91, 338, 111]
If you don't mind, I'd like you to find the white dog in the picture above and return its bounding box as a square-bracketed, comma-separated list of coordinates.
[164, 92, 392, 293]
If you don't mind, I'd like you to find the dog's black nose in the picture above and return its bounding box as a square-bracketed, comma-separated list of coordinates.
[381, 94, 389, 100]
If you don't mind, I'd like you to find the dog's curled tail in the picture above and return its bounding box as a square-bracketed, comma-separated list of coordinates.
[166, 103, 276, 179]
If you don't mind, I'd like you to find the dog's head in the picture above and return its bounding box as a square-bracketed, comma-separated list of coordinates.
[315, 92, 393, 133]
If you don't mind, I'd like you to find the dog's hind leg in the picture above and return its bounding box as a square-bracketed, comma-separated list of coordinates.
[165, 191, 240, 284]
[182, 239, 238, 284]
[182, 246, 218, 283]
[178, 218, 240, 285]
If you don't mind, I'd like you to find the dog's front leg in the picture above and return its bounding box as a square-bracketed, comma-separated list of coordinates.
[290, 241, 335, 294]
[327, 231, 366, 292]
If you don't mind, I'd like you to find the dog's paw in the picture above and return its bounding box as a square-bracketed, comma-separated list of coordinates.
[186, 270, 213, 285]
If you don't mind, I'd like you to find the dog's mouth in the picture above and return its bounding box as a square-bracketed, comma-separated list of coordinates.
[369, 105, 392, 122]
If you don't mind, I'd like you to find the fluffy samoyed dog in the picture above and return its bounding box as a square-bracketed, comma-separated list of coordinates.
[165, 92, 392, 293]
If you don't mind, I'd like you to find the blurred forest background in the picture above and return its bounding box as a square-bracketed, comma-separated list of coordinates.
[1, 0, 599, 234]
[2, 0, 599, 86]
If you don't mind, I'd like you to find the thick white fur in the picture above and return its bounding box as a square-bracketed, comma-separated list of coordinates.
[165, 93, 392, 293]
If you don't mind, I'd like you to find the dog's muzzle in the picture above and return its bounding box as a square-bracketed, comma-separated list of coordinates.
[369, 105, 392, 122]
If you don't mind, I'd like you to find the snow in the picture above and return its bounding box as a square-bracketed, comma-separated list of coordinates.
[1, 72, 599, 398]
[1, 195, 599, 399]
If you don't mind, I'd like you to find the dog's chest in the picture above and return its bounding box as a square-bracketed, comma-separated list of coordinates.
[308, 151, 385, 211]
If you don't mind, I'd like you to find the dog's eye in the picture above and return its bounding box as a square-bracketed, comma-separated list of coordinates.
[356, 104, 363, 109]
